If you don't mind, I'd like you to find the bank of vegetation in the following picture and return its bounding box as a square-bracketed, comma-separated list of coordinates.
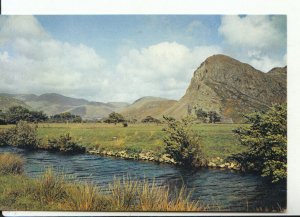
[0, 104, 287, 183]
[0, 121, 85, 153]
[0, 153, 202, 211]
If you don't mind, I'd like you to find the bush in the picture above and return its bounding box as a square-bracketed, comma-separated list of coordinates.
[232, 104, 287, 183]
[141, 116, 161, 124]
[44, 133, 86, 153]
[4, 121, 39, 150]
[162, 116, 205, 167]
[0, 129, 13, 147]
[0, 153, 24, 174]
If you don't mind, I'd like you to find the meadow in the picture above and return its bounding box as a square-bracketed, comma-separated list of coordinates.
[0, 122, 247, 159]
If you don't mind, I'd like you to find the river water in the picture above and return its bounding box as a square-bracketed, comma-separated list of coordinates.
[0, 146, 286, 211]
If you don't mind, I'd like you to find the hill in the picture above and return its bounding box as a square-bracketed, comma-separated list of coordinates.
[0, 93, 129, 120]
[0, 95, 31, 111]
[164, 54, 287, 122]
[120, 96, 177, 121]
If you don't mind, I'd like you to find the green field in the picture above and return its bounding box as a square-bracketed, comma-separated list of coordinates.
[0, 123, 247, 159]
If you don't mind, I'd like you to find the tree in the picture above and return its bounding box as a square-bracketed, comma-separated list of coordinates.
[141, 116, 161, 124]
[195, 108, 208, 123]
[6, 106, 48, 124]
[162, 116, 205, 167]
[50, 112, 81, 123]
[104, 112, 125, 125]
[232, 104, 287, 183]
[208, 111, 221, 123]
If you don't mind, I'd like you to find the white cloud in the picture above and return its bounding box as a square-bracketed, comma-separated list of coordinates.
[219, 15, 286, 50]
[0, 16, 108, 100]
[114, 42, 222, 101]
[249, 55, 286, 72]
[218, 15, 286, 72]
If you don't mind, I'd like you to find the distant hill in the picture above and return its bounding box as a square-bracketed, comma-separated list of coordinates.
[0, 95, 31, 111]
[0, 93, 129, 119]
[0, 55, 287, 122]
[120, 96, 177, 121]
[164, 54, 287, 122]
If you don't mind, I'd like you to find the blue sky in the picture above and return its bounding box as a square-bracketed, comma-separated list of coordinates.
[0, 15, 287, 102]
[37, 16, 222, 64]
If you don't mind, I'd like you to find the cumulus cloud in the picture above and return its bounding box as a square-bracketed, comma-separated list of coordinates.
[0, 16, 108, 100]
[114, 42, 222, 101]
[0, 15, 286, 102]
[218, 15, 286, 72]
[0, 16, 222, 102]
[219, 15, 286, 50]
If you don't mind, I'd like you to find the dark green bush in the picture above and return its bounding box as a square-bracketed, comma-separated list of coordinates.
[45, 133, 85, 153]
[232, 103, 287, 183]
[10, 121, 40, 149]
[162, 116, 205, 167]
[0, 130, 12, 147]
[0, 121, 39, 149]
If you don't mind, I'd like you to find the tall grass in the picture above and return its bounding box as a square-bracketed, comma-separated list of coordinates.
[34, 169, 67, 204]
[108, 177, 202, 211]
[0, 166, 203, 211]
[0, 153, 24, 174]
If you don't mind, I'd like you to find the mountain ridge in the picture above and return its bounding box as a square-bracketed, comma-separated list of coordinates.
[0, 54, 287, 122]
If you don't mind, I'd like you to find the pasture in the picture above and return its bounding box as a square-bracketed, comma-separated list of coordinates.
[0, 123, 247, 159]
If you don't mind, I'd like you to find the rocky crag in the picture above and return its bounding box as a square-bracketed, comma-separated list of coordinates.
[165, 54, 287, 123]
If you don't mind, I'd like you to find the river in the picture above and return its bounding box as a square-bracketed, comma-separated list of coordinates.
[0, 146, 286, 211]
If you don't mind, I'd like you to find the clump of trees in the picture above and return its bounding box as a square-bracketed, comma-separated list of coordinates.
[232, 104, 287, 183]
[0, 106, 48, 124]
[49, 112, 82, 123]
[104, 112, 126, 125]
[141, 116, 161, 124]
[162, 116, 205, 168]
[194, 107, 221, 123]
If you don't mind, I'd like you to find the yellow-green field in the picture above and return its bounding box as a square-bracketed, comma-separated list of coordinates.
[0, 123, 247, 159]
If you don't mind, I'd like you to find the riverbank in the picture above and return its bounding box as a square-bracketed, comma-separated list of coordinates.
[0, 153, 204, 211]
[0, 147, 287, 212]
[0, 122, 245, 170]
[87, 148, 240, 170]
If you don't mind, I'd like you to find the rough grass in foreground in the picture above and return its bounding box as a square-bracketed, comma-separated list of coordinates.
[0, 153, 24, 174]
[0, 167, 203, 211]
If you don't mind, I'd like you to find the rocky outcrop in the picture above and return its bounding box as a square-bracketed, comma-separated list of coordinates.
[165, 54, 287, 122]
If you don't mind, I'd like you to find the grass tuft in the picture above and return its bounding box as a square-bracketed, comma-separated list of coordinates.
[0, 153, 24, 175]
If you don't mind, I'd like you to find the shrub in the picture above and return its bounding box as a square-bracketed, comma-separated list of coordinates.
[45, 133, 85, 153]
[7, 121, 39, 149]
[232, 104, 287, 183]
[0, 153, 24, 175]
[0, 129, 13, 147]
[141, 116, 161, 124]
[162, 116, 205, 167]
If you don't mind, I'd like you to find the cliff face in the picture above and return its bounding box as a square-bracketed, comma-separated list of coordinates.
[165, 54, 287, 122]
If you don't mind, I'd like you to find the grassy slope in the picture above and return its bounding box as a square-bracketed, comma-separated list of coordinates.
[0, 96, 30, 111]
[0, 123, 247, 159]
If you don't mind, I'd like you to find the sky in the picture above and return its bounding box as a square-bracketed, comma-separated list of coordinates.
[0, 15, 287, 103]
